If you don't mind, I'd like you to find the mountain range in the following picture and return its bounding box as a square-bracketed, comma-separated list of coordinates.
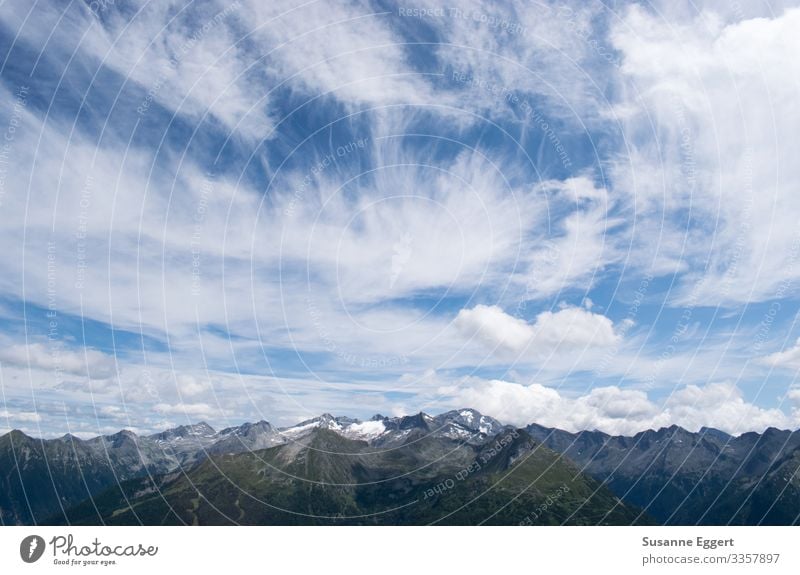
[1, 409, 798, 525]
[526, 423, 800, 525]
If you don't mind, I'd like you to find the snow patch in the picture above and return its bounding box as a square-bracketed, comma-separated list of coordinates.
[344, 420, 387, 439]
[280, 421, 320, 437]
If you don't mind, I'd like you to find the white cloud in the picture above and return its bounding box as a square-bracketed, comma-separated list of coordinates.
[0, 2, 624, 381]
[0, 0, 272, 139]
[609, 6, 800, 304]
[153, 402, 222, 419]
[3, 0, 799, 440]
[91, 0, 270, 139]
[530, 305, 619, 348]
[241, 0, 440, 109]
[0, 90, 552, 371]
[176, 374, 211, 397]
[0, 410, 42, 423]
[0, 343, 115, 379]
[455, 303, 620, 355]
[276, 148, 548, 305]
[99, 405, 123, 417]
[449, 379, 800, 436]
[516, 177, 621, 299]
[666, 382, 797, 434]
[422, 0, 618, 124]
[761, 338, 800, 370]
[455, 304, 534, 352]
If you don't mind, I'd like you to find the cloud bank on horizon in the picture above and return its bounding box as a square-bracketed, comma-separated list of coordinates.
[1, 0, 800, 437]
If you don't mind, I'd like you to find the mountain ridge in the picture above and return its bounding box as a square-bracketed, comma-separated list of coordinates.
[6, 409, 778, 444]
[0, 407, 800, 441]
[52, 426, 645, 526]
[3, 409, 800, 525]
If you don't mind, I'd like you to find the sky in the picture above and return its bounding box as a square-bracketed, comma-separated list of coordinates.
[1, 0, 800, 437]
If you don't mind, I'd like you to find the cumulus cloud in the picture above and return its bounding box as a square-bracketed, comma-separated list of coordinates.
[760, 338, 800, 370]
[530, 306, 619, 348]
[455, 303, 620, 354]
[455, 304, 535, 353]
[448, 379, 800, 436]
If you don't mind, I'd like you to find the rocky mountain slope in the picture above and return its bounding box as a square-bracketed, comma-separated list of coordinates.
[526, 423, 800, 525]
[3, 409, 799, 525]
[56, 427, 641, 526]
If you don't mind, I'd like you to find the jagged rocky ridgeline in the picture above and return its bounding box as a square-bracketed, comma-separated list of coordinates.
[1, 410, 799, 525]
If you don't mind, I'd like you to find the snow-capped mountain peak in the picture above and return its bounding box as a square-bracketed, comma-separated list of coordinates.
[434, 409, 505, 436]
[279, 414, 388, 440]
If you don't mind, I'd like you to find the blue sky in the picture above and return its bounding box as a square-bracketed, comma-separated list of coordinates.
[1, 0, 800, 437]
